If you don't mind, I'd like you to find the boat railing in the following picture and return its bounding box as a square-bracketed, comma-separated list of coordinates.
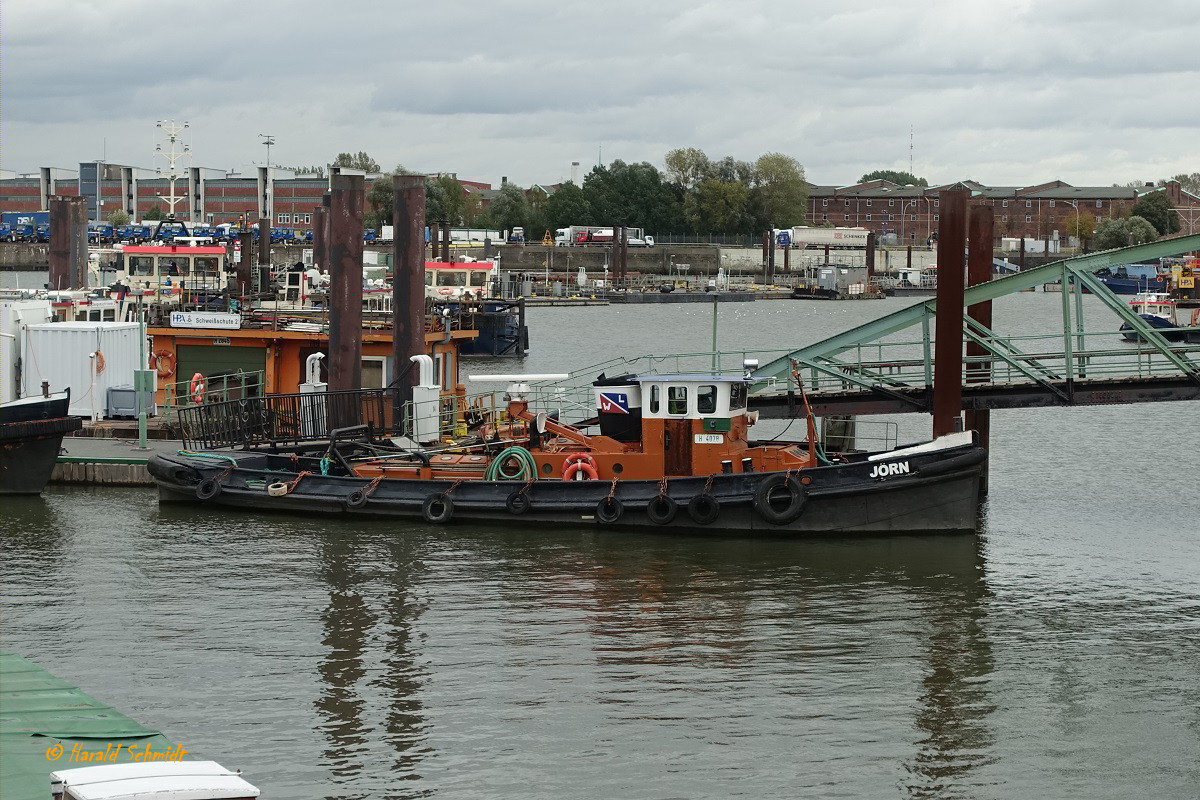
[821, 417, 898, 453]
[177, 387, 401, 450]
[163, 369, 269, 413]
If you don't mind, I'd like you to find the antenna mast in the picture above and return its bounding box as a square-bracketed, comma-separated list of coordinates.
[909, 125, 914, 176]
[155, 119, 190, 219]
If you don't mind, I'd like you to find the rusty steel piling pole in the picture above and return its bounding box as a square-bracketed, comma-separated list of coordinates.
[70, 199, 88, 288]
[393, 175, 427, 422]
[966, 204, 995, 493]
[783, 242, 790, 274]
[237, 230, 253, 293]
[619, 225, 629, 286]
[327, 174, 364, 393]
[48, 196, 72, 290]
[258, 217, 271, 267]
[321, 193, 332, 277]
[932, 189, 968, 438]
[442, 221, 451, 262]
[865, 232, 876, 281]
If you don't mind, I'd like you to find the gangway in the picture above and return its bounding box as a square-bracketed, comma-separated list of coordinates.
[750, 235, 1200, 417]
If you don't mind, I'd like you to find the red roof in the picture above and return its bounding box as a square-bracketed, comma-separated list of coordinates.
[124, 245, 227, 255]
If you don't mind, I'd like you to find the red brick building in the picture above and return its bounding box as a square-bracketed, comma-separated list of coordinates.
[805, 178, 1200, 242]
[0, 164, 497, 228]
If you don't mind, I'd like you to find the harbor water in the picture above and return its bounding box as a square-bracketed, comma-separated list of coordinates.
[5, 295, 1200, 799]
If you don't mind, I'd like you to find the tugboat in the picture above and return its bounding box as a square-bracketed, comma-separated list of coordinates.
[147, 360, 986, 534]
[1120, 292, 1200, 343]
[0, 389, 82, 494]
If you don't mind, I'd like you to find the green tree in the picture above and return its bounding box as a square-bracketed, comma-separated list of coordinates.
[664, 147, 712, 191]
[283, 164, 326, 177]
[544, 182, 594, 230]
[432, 175, 466, 225]
[582, 160, 684, 233]
[1093, 216, 1158, 249]
[143, 205, 164, 221]
[488, 183, 530, 233]
[333, 151, 380, 172]
[684, 178, 751, 234]
[107, 208, 130, 227]
[1130, 191, 1181, 236]
[1065, 209, 1096, 241]
[364, 164, 422, 229]
[1168, 172, 1200, 194]
[752, 152, 808, 228]
[710, 156, 756, 184]
[859, 169, 928, 186]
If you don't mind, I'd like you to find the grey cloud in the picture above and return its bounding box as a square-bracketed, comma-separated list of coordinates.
[3, 0, 1196, 188]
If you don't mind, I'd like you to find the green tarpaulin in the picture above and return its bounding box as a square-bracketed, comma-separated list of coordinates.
[1, 651, 181, 800]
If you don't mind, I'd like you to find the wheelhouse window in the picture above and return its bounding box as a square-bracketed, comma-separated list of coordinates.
[129, 256, 153, 276]
[730, 382, 747, 410]
[469, 271, 488, 287]
[649, 384, 661, 414]
[667, 386, 688, 415]
[425, 272, 435, 286]
[158, 256, 188, 275]
[697, 385, 717, 414]
[194, 256, 219, 277]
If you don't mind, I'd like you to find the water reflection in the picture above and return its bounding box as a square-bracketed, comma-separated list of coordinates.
[313, 532, 433, 795]
[444, 526, 997, 796]
[370, 537, 433, 784]
[314, 533, 380, 780]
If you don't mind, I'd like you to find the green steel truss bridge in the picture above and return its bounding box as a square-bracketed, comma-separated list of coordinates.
[748, 234, 1200, 417]
[512, 235, 1199, 423]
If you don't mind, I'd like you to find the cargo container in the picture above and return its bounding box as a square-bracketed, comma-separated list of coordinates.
[21, 321, 148, 418]
[788, 226, 872, 248]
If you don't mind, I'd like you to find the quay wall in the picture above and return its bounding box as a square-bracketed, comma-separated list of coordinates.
[51, 458, 154, 486]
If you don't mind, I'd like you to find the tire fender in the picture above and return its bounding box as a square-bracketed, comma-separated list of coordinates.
[195, 478, 222, 501]
[753, 475, 807, 525]
[645, 493, 678, 525]
[422, 493, 455, 524]
[505, 491, 531, 515]
[686, 493, 721, 525]
[595, 496, 623, 524]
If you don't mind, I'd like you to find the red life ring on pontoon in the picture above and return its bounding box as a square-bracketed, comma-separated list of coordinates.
[189, 372, 206, 404]
[154, 350, 176, 378]
[562, 453, 599, 480]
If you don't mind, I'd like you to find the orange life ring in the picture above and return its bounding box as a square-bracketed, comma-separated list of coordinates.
[154, 350, 176, 378]
[189, 372, 206, 404]
[563, 453, 599, 480]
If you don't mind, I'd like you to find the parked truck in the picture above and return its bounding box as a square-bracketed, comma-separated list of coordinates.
[555, 225, 653, 247]
[787, 226, 871, 249]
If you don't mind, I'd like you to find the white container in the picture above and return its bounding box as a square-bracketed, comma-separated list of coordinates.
[1, 296, 53, 404]
[22, 321, 146, 418]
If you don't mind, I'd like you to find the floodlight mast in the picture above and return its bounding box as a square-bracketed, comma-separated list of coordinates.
[154, 119, 190, 219]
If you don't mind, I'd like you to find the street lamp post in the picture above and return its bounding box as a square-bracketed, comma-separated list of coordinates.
[1064, 201, 1081, 252]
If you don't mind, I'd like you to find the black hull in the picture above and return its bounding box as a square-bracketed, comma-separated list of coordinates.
[148, 443, 986, 535]
[0, 417, 82, 494]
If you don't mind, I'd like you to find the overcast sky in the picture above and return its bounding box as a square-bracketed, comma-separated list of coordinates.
[4, 0, 1197, 188]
